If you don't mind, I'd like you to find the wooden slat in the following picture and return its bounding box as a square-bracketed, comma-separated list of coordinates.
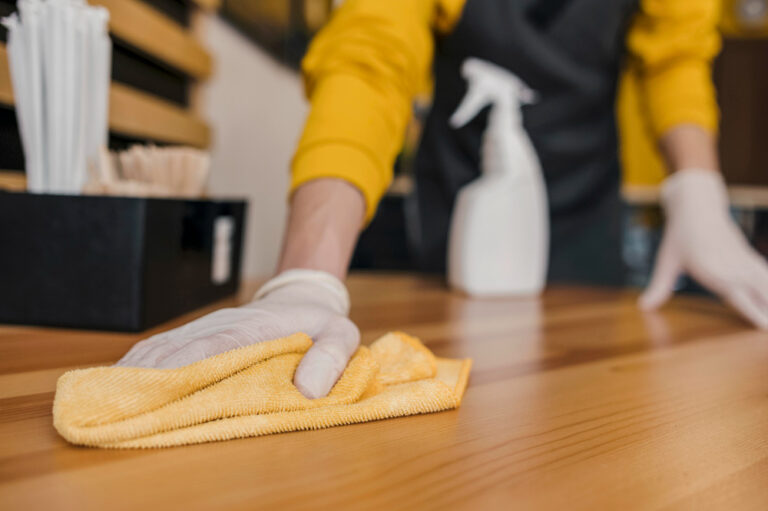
[89, 0, 212, 79]
[189, 0, 221, 10]
[0, 46, 13, 106]
[623, 184, 768, 209]
[0, 2, 213, 80]
[109, 82, 210, 148]
[387, 174, 415, 197]
[621, 184, 661, 206]
[0, 170, 26, 191]
[728, 185, 768, 209]
[0, 45, 210, 148]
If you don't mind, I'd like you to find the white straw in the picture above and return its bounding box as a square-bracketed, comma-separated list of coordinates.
[3, 0, 111, 194]
[3, 15, 40, 191]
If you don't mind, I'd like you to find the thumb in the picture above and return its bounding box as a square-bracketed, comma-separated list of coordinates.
[639, 237, 681, 311]
[294, 317, 360, 399]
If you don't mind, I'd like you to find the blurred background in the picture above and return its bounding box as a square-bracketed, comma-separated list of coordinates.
[0, 0, 766, 281]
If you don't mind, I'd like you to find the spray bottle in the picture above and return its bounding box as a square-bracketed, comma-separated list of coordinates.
[447, 58, 549, 296]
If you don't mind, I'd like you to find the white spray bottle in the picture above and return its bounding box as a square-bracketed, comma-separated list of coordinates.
[447, 58, 549, 296]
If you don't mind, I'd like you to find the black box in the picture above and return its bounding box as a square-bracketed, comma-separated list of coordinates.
[0, 192, 247, 331]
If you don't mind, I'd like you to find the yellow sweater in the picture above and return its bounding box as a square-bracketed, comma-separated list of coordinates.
[292, 0, 722, 221]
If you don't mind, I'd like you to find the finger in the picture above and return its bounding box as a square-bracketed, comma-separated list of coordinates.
[152, 330, 247, 369]
[294, 317, 360, 399]
[747, 285, 768, 329]
[725, 288, 768, 330]
[729, 254, 768, 328]
[115, 332, 173, 367]
[115, 345, 147, 367]
[152, 339, 212, 369]
[639, 238, 681, 310]
[749, 257, 768, 300]
[117, 336, 181, 368]
[115, 309, 258, 368]
[745, 263, 768, 327]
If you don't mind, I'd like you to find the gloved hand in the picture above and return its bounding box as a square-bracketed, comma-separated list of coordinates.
[639, 169, 768, 329]
[116, 269, 360, 398]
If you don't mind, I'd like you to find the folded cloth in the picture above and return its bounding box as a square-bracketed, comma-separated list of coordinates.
[53, 332, 471, 448]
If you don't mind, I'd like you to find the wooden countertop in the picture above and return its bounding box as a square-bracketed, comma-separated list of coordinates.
[1, 273, 767, 509]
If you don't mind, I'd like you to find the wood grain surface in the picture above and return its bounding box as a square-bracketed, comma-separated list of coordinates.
[1, 273, 767, 510]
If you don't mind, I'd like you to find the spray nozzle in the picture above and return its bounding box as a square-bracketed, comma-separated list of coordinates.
[450, 58, 537, 129]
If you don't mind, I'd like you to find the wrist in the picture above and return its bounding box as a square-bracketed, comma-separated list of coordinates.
[277, 179, 365, 280]
[661, 168, 731, 221]
[662, 168, 727, 203]
[659, 124, 719, 173]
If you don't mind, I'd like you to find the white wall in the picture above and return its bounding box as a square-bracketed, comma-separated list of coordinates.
[200, 15, 308, 278]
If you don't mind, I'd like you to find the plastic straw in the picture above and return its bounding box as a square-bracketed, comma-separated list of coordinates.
[3, 0, 111, 194]
[3, 15, 39, 191]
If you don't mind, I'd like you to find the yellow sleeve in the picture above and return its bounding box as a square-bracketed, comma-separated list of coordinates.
[626, 0, 722, 137]
[291, 0, 437, 222]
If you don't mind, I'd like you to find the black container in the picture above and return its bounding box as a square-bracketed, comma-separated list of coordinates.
[0, 192, 247, 331]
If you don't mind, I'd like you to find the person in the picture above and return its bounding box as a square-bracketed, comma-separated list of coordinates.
[118, 0, 768, 398]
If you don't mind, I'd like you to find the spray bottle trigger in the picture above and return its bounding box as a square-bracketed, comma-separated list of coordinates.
[519, 87, 538, 105]
[449, 85, 491, 129]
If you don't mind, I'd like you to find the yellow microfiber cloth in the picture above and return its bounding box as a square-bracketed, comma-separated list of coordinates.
[53, 332, 472, 448]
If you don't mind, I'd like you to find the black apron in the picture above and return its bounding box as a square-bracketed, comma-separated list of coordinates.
[408, 0, 638, 285]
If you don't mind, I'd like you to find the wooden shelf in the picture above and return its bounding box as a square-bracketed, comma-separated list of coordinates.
[622, 184, 768, 209]
[109, 83, 210, 148]
[0, 43, 210, 148]
[0, 46, 12, 106]
[387, 175, 415, 197]
[189, 0, 221, 10]
[89, 0, 212, 79]
[383, 180, 768, 210]
[0, 170, 26, 191]
[621, 185, 661, 206]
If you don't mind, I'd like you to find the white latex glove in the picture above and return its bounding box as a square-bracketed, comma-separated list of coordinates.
[639, 169, 768, 329]
[116, 269, 360, 398]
